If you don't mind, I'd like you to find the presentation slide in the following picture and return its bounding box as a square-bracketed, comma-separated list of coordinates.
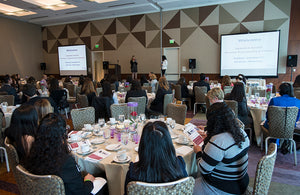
[220, 31, 280, 77]
[58, 45, 87, 76]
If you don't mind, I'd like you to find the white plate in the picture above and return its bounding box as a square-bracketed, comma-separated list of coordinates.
[91, 138, 105, 145]
[113, 155, 131, 163]
[170, 134, 178, 139]
[105, 144, 122, 151]
[67, 138, 82, 143]
[82, 128, 94, 131]
[77, 148, 94, 155]
[81, 132, 92, 139]
[135, 146, 138, 152]
[175, 139, 190, 145]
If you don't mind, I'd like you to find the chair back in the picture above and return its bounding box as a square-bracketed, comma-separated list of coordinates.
[77, 94, 89, 108]
[110, 103, 128, 119]
[223, 86, 233, 95]
[224, 100, 238, 116]
[15, 164, 65, 195]
[142, 83, 150, 87]
[163, 94, 173, 115]
[71, 107, 95, 130]
[166, 104, 187, 125]
[96, 87, 103, 96]
[252, 89, 266, 97]
[127, 176, 195, 195]
[64, 84, 75, 97]
[128, 97, 146, 115]
[268, 106, 298, 139]
[174, 85, 182, 100]
[141, 86, 152, 93]
[252, 143, 277, 195]
[0, 91, 8, 95]
[0, 95, 15, 106]
[194, 86, 207, 103]
[4, 137, 19, 175]
[75, 86, 81, 97]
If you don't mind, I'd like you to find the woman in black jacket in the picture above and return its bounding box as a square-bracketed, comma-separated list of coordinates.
[125, 80, 148, 103]
[177, 77, 192, 98]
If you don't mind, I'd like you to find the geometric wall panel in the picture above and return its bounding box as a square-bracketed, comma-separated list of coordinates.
[265, 0, 288, 20]
[182, 7, 199, 26]
[91, 23, 101, 36]
[130, 14, 143, 31]
[243, 1, 264, 22]
[242, 21, 264, 32]
[180, 27, 197, 45]
[81, 37, 91, 49]
[79, 22, 89, 37]
[200, 25, 219, 43]
[264, 18, 288, 31]
[164, 11, 180, 29]
[104, 19, 116, 35]
[117, 33, 129, 49]
[118, 16, 131, 32]
[219, 6, 238, 24]
[180, 10, 198, 28]
[162, 31, 179, 47]
[132, 32, 146, 47]
[199, 5, 218, 26]
[147, 31, 160, 48]
[67, 26, 79, 38]
[132, 15, 145, 32]
[146, 15, 159, 31]
[58, 26, 68, 39]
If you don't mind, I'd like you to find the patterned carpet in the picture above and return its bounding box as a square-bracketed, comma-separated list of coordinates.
[1, 110, 300, 194]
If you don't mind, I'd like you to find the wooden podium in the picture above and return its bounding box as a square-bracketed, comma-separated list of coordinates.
[108, 64, 121, 81]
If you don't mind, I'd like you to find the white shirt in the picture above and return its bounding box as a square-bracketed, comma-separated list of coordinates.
[162, 60, 168, 70]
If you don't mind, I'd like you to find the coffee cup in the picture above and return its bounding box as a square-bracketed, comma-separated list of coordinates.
[84, 124, 92, 130]
[81, 143, 90, 153]
[70, 134, 79, 142]
[110, 118, 116, 124]
[117, 150, 127, 161]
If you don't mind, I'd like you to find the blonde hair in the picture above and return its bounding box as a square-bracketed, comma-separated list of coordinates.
[207, 87, 224, 101]
[34, 99, 53, 122]
[159, 77, 169, 91]
[150, 74, 157, 80]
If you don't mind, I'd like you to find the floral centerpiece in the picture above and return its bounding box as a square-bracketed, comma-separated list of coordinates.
[266, 84, 273, 100]
[127, 102, 138, 128]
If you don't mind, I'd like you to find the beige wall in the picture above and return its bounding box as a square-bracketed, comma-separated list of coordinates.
[0, 17, 43, 79]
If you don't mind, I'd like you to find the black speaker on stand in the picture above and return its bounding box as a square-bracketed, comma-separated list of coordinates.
[287, 55, 298, 81]
[40, 63, 46, 74]
[189, 59, 196, 80]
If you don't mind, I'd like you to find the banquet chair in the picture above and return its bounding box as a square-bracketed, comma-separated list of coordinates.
[142, 83, 150, 87]
[64, 83, 76, 97]
[244, 143, 277, 195]
[92, 96, 113, 122]
[128, 97, 146, 115]
[0, 124, 9, 172]
[15, 164, 65, 195]
[110, 103, 128, 119]
[166, 103, 187, 125]
[224, 100, 238, 116]
[142, 86, 152, 93]
[174, 85, 191, 110]
[0, 91, 8, 95]
[4, 137, 18, 175]
[127, 176, 195, 195]
[163, 94, 173, 115]
[77, 94, 89, 108]
[0, 95, 15, 106]
[194, 86, 207, 115]
[71, 107, 95, 130]
[261, 106, 298, 165]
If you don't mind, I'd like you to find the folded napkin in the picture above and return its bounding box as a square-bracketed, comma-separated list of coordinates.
[68, 140, 91, 151]
[85, 149, 111, 162]
[176, 146, 193, 156]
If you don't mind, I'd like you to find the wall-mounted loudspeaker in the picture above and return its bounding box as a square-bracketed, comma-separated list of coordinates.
[189, 59, 196, 69]
[103, 61, 109, 69]
[40, 63, 46, 70]
[287, 55, 298, 67]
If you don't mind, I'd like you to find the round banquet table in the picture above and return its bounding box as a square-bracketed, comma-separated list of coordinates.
[71, 122, 198, 195]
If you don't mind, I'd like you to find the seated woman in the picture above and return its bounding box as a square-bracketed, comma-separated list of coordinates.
[193, 89, 250, 194]
[150, 74, 158, 93]
[264, 82, 300, 129]
[125, 80, 148, 103]
[149, 77, 172, 114]
[4, 104, 38, 161]
[140, 75, 149, 86]
[49, 78, 68, 109]
[24, 113, 107, 195]
[221, 75, 233, 90]
[34, 99, 53, 123]
[176, 77, 192, 98]
[0, 108, 6, 128]
[236, 74, 247, 85]
[81, 78, 97, 106]
[125, 121, 188, 194]
[225, 82, 251, 126]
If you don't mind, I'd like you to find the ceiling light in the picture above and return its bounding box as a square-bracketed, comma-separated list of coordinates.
[22, 0, 77, 10]
[0, 3, 36, 16]
[87, 0, 118, 3]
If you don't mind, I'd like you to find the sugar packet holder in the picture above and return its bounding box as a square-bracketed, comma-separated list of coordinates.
[183, 123, 204, 147]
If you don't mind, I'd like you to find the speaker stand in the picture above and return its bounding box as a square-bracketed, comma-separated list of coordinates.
[192, 68, 194, 81]
[290, 67, 293, 82]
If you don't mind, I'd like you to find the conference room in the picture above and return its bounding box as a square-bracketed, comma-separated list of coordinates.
[0, 0, 300, 194]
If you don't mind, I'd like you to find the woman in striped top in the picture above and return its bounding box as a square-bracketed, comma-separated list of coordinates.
[193, 90, 250, 194]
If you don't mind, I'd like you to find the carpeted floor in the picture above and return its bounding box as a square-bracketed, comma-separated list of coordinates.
[1, 110, 299, 194]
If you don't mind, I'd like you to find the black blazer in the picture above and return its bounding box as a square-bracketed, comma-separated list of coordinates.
[92, 96, 114, 122]
[180, 83, 191, 98]
[150, 87, 172, 114]
[125, 89, 148, 103]
[0, 84, 20, 105]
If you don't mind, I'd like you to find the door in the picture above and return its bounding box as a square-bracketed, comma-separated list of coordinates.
[163, 48, 180, 81]
[92, 51, 104, 82]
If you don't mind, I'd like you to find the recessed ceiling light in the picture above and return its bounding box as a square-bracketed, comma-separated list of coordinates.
[22, 0, 77, 10]
[0, 3, 36, 16]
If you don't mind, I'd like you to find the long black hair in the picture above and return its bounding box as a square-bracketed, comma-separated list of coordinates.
[205, 102, 245, 148]
[229, 82, 246, 102]
[24, 113, 69, 175]
[101, 81, 113, 97]
[134, 121, 185, 183]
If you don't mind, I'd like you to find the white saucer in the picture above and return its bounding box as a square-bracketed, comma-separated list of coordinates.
[91, 138, 105, 145]
[113, 155, 131, 163]
[106, 144, 122, 151]
[81, 132, 92, 139]
[67, 138, 82, 143]
[175, 139, 190, 145]
[77, 148, 93, 155]
[82, 128, 94, 131]
[170, 134, 178, 139]
[135, 146, 138, 152]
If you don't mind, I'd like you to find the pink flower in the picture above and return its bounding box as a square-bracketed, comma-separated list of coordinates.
[130, 111, 137, 117]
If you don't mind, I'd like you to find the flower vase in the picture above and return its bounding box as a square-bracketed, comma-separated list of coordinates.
[266, 84, 272, 100]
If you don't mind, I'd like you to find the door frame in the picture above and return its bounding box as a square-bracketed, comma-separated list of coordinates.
[163, 47, 180, 80]
[91, 51, 104, 82]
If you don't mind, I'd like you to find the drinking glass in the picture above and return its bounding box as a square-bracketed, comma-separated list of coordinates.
[159, 115, 165, 122]
[93, 126, 101, 136]
[103, 127, 110, 139]
[121, 132, 129, 145]
[98, 118, 105, 128]
[140, 114, 146, 122]
[255, 93, 260, 98]
[170, 120, 176, 129]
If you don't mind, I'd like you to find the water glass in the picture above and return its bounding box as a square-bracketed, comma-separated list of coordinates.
[159, 115, 165, 122]
[119, 115, 125, 123]
[93, 127, 101, 136]
[103, 127, 110, 139]
[121, 132, 129, 145]
[140, 114, 146, 122]
[170, 120, 176, 129]
[110, 126, 115, 138]
[98, 118, 105, 128]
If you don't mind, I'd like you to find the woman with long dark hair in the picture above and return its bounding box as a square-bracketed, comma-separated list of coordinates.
[125, 80, 147, 103]
[193, 99, 249, 194]
[177, 77, 192, 98]
[24, 113, 106, 195]
[125, 121, 187, 193]
[4, 104, 38, 160]
[81, 79, 96, 106]
[225, 82, 250, 125]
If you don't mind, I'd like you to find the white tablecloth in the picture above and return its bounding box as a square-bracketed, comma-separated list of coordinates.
[3, 106, 17, 129]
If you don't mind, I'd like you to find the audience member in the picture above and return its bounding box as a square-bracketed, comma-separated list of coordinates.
[125, 80, 148, 103]
[124, 121, 188, 194]
[177, 77, 192, 98]
[236, 74, 247, 85]
[193, 73, 210, 93]
[40, 74, 48, 90]
[0, 74, 20, 105]
[149, 77, 172, 114]
[193, 100, 249, 194]
[24, 113, 107, 195]
[110, 75, 119, 92]
[221, 75, 233, 90]
[293, 74, 300, 88]
[81, 79, 96, 106]
[78, 75, 85, 87]
[34, 99, 53, 123]
[263, 83, 300, 129]
[150, 74, 158, 93]
[4, 104, 38, 161]
[140, 75, 149, 86]
[49, 78, 68, 112]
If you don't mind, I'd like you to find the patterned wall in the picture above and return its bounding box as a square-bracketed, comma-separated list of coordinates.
[42, 0, 291, 74]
